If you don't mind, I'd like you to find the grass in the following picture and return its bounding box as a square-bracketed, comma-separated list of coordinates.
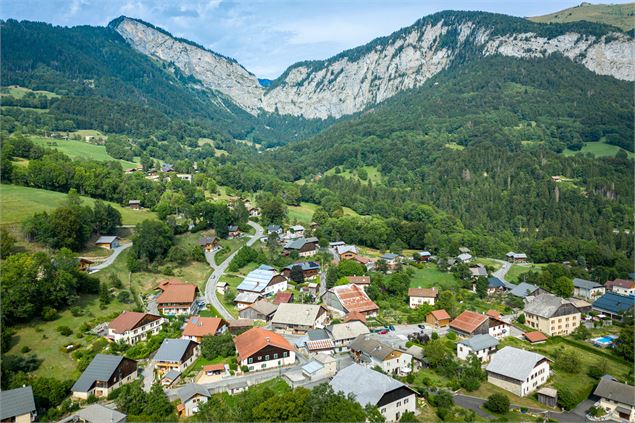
[409, 264, 461, 290]
[464, 381, 547, 409]
[0, 85, 59, 98]
[30, 136, 138, 167]
[529, 2, 635, 31]
[288, 201, 359, 225]
[563, 141, 633, 159]
[324, 165, 382, 185]
[444, 142, 465, 151]
[0, 184, 157, 227]
[473, 257, 502, 271]
[505, 263, 548, 283]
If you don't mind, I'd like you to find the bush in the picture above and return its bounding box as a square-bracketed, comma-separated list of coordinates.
[587, 360, 608, 379]
[431, 332, 439, 340]
[484, 393, 510, 414]
[460, 376, 481, 391]
[557, 388, 577, 411]
[20, 346, 31, 353]
[555, 348, 580, 373]
[42, 306, 58, 321]
[70, 306, 83, 317]
[56, 326, 73, 336]
[517, 314, 526, 324]
[241, 365, 249, 373]
[86, 394, 98, 404]
[446, 331, 456, 341]
[117, 290, 132, 303]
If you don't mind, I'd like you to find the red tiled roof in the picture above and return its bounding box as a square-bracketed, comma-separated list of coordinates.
[331, 284, 379, 314]
[344, 311, 367, 324]
[203, 363, 226, 372]
[182, 317, 225, 337]
[347, 276, 371, 285]
[606, 279, 635, 289]
[486, 309, 502, 319]
[408, 288, 438, 298]
[157, 283, 198, 304]
[272, 292, 293, 305]
[306, 339, 335, 351]
[158, 279, 187, 290]
[428, 309, 451, 321]
[450, 310, 488, 334]
[353, 256, 371, 264]
[234, 327, 292, 361]
[524, 331, 548, 343]
[109, 311, 159, 333]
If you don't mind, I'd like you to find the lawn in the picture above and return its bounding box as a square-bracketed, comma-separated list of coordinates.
[288, 201, 359, 225]
[0, 184, 157, 227]
[1, 85, 59, 98]
[30, 136, 138, 167]
[324, 165, 382, 184]
[463, 381, 547, 409]
[505, 263, 547, 283]
[473, 257, 502, 272]
[563, 142, 633, 159]
[409, 264, 461, 290]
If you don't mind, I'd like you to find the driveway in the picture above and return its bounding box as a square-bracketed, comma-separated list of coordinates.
[88, 243, 132, 273]
[492, 259, 512, 282]
[142, 358, 155, 392]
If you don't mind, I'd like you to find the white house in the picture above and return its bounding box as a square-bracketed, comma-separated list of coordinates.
[107, 311, 164, 345]
[236, 265, 288, 297]
[350, 334, 412, 376]
[593, 377, 635, 422]
[486, 346, 551, 397]
[407, 287, 438, 308]
[573, 278, 606, 299]
[457, 334, 499, 362]
[234, 327, 295, 372]
[176, 384, 210, 418]
[327, 321, 370, 352]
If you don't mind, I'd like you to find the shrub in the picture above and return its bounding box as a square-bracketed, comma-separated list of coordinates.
[20, 346, 31, 353]
[42, 307, 58, 321]
[517, 313, 526, 324]
[241, 365, 249, 373]
[555, 348, 580, 373]
[431, 332, 439, 340]
[446, 331, 456, 341]
[70, 306, 83, 317]
[56, 326, 73, 336]
[557, 388, 577, 411]
[484, 393, 510, 414]
[86, 394, 98, 404]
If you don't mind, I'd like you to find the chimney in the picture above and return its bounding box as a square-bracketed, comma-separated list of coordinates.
[265, 336, 270, 343]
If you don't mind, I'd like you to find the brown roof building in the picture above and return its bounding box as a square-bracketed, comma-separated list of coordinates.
[181, 317, 227, 342]
[321, 284, 379, 317]
[272, 292, 294, 305]
[157, 281, 199, 316]
[426, 309, 451, 327]
[347, 276, 371, 286]
[107, 311, 164, 345]
[450, 310, 489, 336]
[233, 327, 295, 372]
[523, 331, 548, 344]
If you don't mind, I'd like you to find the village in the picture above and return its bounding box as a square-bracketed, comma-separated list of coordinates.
[2, 208, 634, 423]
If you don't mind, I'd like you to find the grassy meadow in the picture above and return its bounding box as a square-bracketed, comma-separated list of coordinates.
[30, 136, 138, 167]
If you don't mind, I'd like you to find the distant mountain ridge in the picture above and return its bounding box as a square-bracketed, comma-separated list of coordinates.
[529, 2, 635, 31]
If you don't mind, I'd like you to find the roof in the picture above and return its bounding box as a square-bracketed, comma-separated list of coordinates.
[233, 327, 292, 361]
[605, 279, 635, 289]
[306, 339, 335, 351]
[74, 404, 126, 423]
[593, 292, 635, 314]
[203, 363, 226, 372]
[129, 199, 140, 204]
[510, 282, 539, 298]
[307, 328, 331, 341]
[198, 236, 216, 245]
[408, 287, 438, 298]
[227, 318, 253, 328]
[328, 321, 370, 341]
[344, 311, 367, 324]
[237, 266, 280, 293]
[488, 277, 506, 289]
[156, 283, 197, 304]
[524, 293, 577, 318]
[267, 224, 281, 231]
[272, 290, 294, 304]
[537, 388, 558, 398]
[290, 225, 305, 231]
[227, 225, 239, 231]
[302, 360, 324, 374]
[506, 252, 527, 259]
[469, 265, 488, 277]
[246, 299, 278, 316]
[182, 317, 225, 337]
[457, 253, 472, 261]
[284, 237, 318, 250]
[486, 346, 549, 381]
[523, 331, 548, 343]
[418, 251, 432, 256]
[350, 334, 398, 361]
[593, 378, 635, 407]
[328, 284, 379, 314]
[459, 334, 499, 351]
[336, 245, 358, 255]
[234, 292, 260, 304]
[96, 235, 117, 244]
[381, 253, 400, 261]
[282, 261, 320, 272]
[109, 311, 159, 334]
[0, 386, 35, 420]
[459, 247, 471, 253]
[428, 309, 451, 320]
[347, 276, 370, 285]
[330, 363, 408, 406]
[272, 303, 324, 327]
[162, 369, 181, 381]
[177, 383, 210, 403]
[573, 278, 603, 290]
[72, 354, 127, 392]
[154, 338, 196, 362]
[486, 309, 501, 319]
[450, 310, 488, 334]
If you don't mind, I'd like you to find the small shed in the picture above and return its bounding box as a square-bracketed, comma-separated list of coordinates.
[95, 236, 119, 250]
[537, 387, 558, 407]
[128, 200, 141, 210]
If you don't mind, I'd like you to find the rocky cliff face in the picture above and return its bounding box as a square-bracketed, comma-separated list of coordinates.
[112, 15, 634, 120]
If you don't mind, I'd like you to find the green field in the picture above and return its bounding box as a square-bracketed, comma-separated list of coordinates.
[409, 264, 461, 290]
[0, 85, 59, 99]
[529, 2, 635, 30]
[288, 201, 360, 224]
[30, 136, 138, 167]
[0, 184, 157, 227]
[563, 142, 633, 158]
[324, 165, 382, 184]
[473, 257, 502, 271]
[506, 263, 547, 283]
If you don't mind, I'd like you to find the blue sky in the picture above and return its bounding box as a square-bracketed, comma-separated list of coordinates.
[1, 0, 630, 78]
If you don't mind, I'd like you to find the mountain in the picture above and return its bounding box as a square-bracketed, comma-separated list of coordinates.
[529, 2, 635, 31]
[111, 12, 634, 120]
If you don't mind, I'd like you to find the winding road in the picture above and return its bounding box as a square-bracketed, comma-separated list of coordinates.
[88, 242, 132, 274]
[204, 221, 264, 320]
[492, 259, 512, 284]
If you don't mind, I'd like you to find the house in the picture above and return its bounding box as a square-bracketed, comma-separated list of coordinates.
[347, 276, 371, 289]
[300, 282, 319, 296]
[509, 282, 543, 299]
[380, 253, 402, 270]
[267, 224, 282, 235]
[605, 279, 635, 296]
[321, 283, 379, 317]
[536, 388, 558, 408]
[216, 281, 229, 294]
[569, 297, 592, 313]
[227, 225, 241, 238]
[176, 384, 210, 418]
[61, 404, 126, 423]
[238, 299, 278, 321]
[524, 293, 581, 336]
[227, 319, 253, 334]
[283, 237, 319, 257]
[592, 292, 635, 320]
[592, 377, 635, 422]
[459, 247, 471, 254]
[95, 235, 119, 250]
[202, 363, 226, 377]
[178, 174, 193, 182]
[487, 277, 508, 295]
[181, 317, 227, 343]
[305, 329, 336, 354]
[486, 309, 502, 319]
[334, 244, 358, 261]
[160, 369, 181, 387]
[327, 321, 370, 352]
[107, 311, 164, 345]
[198, 236, 218, 252]
[71, 354, 138, 400]
[271, 303, 329, 333]
[344, 310, 367, 324]
[330, 363, 416, 422]
[415, 251, 432, 262]
[506, 252, 528, 263]
[302, 353, 337, 380]
[350, 334, 412, 375]
[234, 292, 261, 310]
[78, 257, 94, 272]
[573, 278, 605, 299]
[450, 310, 509, 338]
[469, 264, 488, 278]
[234, 327, 295, 372]
[156, 281, 199, 315]
[281, 261, 320, 280]
[426, 309, 451, 327]
[153, 339, 200, 377]
[408, 287, 438, 308]
[0, 386, 36, 423]
[456, 253, 473, 263]
[289, 225, 305, 237]
[523, 331, 548, 344]
[272, 292, 294, 305]
[236, 265, 288, 297]
[128, 200, 141, 210]
[486, 346, 550, 397]
[457, 334, 499, 362]
[161, 163, 175, 172]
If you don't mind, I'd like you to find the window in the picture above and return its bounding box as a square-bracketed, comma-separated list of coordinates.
[265, 355, 270, 361]
[274, 354, 278, 359]
[397, 401, 401, 407]
[404, 398, 409, 404]
[248, 358, 253, 364]
[283, 352, 288, 358]
[381, 408, 386, 413]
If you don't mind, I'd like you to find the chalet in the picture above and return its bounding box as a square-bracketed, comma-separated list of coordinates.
[486, 347, 550, 397]
[330, 364, 416, 422]
[267, 224, 283, 235]
[128, 199, 141, 210]
[107, 311, 164, 344]
[216, 281, 229, 294]
[176, 173, 192, 182]
[326, 321, 370, 352]
[593, 377, 635, 422]
[95, 236, 119, 250]
[524, 293, 581, 336]
[457, 334, 499, 362]
[408, 287, 438, 308]
[0, 386, 36, 423]
[305, 329, 336, 354]
[415, 251, 432, 262]
[202, 363, 226, 378]
[198, 236, 218, 252]
[605, 279, 635, 296]
[248, 206, 261, 217]
[523, 331, 548, 344]
[334, 244, 358, 261]
[380, 253, 401, 271]
[234, 292, 261, 310]
[426, 309, 451, 327]
[227, 225, 241, 238]
[299, 282, 319, 295]
[271, 303, 329, 333]
[459, 247, 471, 254]
[469, 264, 488, 279]
[569, 297, 592, 313]
[509, 282, 543, 299]
[236, 265, 288, 297]
[572, 278, 605, 299]
[456, 253, 473, 263]
[238, 300, 278, 321]
[321, 283, 379, 317]
[302, 353, 337, 380]
[487, 277, 508, 294]
[283, 237, 319, 257]
[156, 281, 199, 315]
[161, 370, 181, 387]
[161, 163, 175, 173]
[289, 225, 305, 237]
[63, 403, 126, 423]
[176, 384, 210, 418]
[450, 310, 509, 338]
[506, 252, 527, 263]
[272, 291, 294, 305]
[347, 276, 371, 289]
[234, 327, 295, 372]
[350, 334, 412, 375]
[281, 261, 320, 280]
[181, 317, 227, 343]
[592, 292, 635, 320]
[153, 338, 200, 376]
[72, 354, 137, 400]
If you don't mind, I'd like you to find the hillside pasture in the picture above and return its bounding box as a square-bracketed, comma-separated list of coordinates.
[563, 142, 633, 158]
[30, 136, 138, 167]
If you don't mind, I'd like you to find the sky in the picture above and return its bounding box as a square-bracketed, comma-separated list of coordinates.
[1, 0, 631, 78]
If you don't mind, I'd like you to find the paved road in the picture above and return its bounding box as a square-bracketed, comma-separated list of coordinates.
[204, 249, 218, 269]
[492, 259, 512, 282]
[142, 358, 155, 392]
[88, 243, 132, 273]
[319, 269, 326, 296]
[204, 221, 264, 320]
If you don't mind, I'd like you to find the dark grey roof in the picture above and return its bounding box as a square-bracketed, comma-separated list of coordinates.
[284, 237, 318, 250]
[573, 278, 603, 290]
[381, 253, 400, 260]
[488, 277, 506, 289]
[283, 261, 321, 271]
[510, 282, 539, 298]
[350, 334, 397, 361]
[75, 404, 127, 423]
[307, 328, 331, 341]
[154, 338, 195, 362]
[486, 346, 548, 381]
[0, 386, 35, 420]
[459, 334, 499, 351]
[198, 236, 216, 245]
[330, 363, 407, 406]
[72, 354, 125, 393]
[593, 378, 635, 406]
[593, 292, 635, 314]
[162, 369, 181, 381]
[177, 383, 210, 403]
[524, 293, 576, 318]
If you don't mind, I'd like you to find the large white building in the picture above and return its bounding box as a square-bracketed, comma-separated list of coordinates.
[456, 334, 499, 362]
[236, 265, 288, 297]
[234, 327, 295, 372]
[107, 311, 164, 345]
[486, 346, 551, 397]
